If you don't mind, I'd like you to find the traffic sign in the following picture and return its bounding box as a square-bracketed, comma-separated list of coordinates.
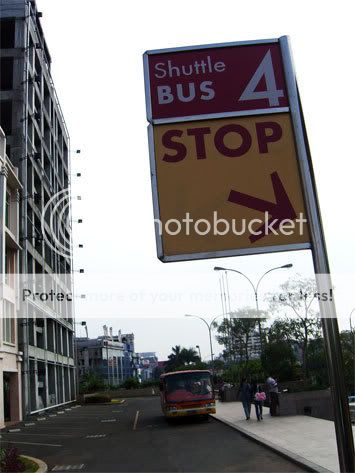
[150, 113, 309, 261]
[144, 40, 288, 122]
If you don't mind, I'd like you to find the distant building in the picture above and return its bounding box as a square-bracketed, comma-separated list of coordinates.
[0, 128, 22, 427]
[76, 333, 139, 385]
[137, 352, 158, 381]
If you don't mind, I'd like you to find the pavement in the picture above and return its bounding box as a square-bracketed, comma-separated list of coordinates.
[0, 397, 309, 472]
[212, 401, 355, 473]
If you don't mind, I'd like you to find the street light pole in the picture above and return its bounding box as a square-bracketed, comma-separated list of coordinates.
[185, 314, 224, 374]
[214, 264, 292, 354]
[196, 345, 202, 361]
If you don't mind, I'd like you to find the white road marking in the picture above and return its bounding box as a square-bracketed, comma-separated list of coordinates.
[37, 417, 47, 421]
[111, 410, 122, 413]
[24, 422, 35, 426]
[5, 440, 62, 447]
[49, 414, 57, 417]
[100, 419, 117, 423]
[9, 428, 21, 432]
[133, 410, 140, 430]
[52, 464, 84, 471]
[57, 411, 65, 414]
[85, 434, 106, 438]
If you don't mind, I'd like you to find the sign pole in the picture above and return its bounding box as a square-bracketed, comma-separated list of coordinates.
[280, 36, 355, 473]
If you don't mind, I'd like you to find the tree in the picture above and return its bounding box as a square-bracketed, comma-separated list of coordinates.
[261, 340, 300, 381]
[267, 276, 322, 377]
[339, 331, 355, 395]
[215, 308, 265, 363]
[165, 345, 199, 372]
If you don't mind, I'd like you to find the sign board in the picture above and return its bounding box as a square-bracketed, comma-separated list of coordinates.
[151, 113, 309, 261]
[143, 37, 355, 471]
[144, 37, 310, 262]
[144, 41, 288, 122]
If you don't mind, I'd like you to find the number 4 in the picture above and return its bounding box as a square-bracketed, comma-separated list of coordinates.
[239, 50, 284, 107]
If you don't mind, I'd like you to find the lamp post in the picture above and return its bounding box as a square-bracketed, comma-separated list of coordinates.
[196, 345, 202, 361]
[214, 264, 293, 353]
[185, 314, 224, 373]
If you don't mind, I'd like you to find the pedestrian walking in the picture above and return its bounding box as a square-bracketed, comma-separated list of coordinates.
[254, 385, 266, 421]
[238, 378, 252, 420]
[266, 375, 279, 416]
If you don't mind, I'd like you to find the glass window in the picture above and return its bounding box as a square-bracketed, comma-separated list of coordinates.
[2, 300, 15, 344]
[164, 372, 213, 402]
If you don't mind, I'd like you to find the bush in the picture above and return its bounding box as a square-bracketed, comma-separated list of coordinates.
[84, 394, 111, 404]
[0, 447, 25, 472]
[120, 377, 140, 389]
[140, 379, 159, 388]
[79, 370, 105, 394]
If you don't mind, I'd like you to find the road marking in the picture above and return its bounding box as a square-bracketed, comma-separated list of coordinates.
[9, 428, 21, 432]
[49, 414, 57, 417]
[24, 422, 35, 426]
[57, 411, 65, 414]
[100, 419, 117, 423]
[133, 410, 140, 430]
[85, 434, 106, 438]
[111, 410, 122, 413]
[5, 440, 62, 447]
[37, 417, 47, 421]
[65, 408, 72, 411]
[52, 464, 84, 471]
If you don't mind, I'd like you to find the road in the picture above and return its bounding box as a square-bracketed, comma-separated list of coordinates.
[0, 397, 309, 472]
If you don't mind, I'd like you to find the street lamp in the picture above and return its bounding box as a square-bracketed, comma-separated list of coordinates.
[196, 345, 202, 361]
[214, 264, 293, 353]
[185, 314, 225, 372]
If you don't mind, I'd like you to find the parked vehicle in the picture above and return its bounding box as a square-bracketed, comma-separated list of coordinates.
[159, 370, 216, 418]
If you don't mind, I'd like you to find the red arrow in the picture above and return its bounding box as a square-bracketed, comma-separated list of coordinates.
[228, 172, 296, 243]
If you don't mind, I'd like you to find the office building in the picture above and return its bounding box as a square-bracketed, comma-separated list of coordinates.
[0, 128, 22, 427]
[0, 0, 75, 416]
[76, 332, 139, 386]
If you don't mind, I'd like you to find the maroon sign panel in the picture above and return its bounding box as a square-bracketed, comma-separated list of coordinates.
[146, 43, 289, 121]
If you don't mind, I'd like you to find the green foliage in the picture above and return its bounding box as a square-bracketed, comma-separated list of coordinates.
[19, 456, 39, 473]
[215, 308, 266, 362]
[165, 361, 209, 373]
[267, 276, 322, 377]
[0, 447, 25, 472]
[222, 359, 264, 385]
[120, 377, 140, 389]
[261, 341, 300, 381]
[165, 345, 200, 372]
[340, 331, 355, 395]
[79, 370, 105, 394]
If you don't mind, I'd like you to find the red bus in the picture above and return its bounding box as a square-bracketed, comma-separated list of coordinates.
[159, 370, 216, 418]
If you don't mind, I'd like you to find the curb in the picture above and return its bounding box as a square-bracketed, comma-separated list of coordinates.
[211, 415, 333, 473]
[21, 455, 48, 473]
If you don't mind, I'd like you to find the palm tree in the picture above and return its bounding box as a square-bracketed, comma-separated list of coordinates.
[165, 346, 199, 371]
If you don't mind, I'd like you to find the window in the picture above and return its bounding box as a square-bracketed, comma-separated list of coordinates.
[0, 101, 12, 135]
[0, 58, 14, 90]
[0, 20, 15, 48]
[5, 190, 10, 228]
[3, 300, 15, 344]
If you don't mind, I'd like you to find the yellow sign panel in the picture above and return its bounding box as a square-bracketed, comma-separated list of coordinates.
[152, 113, 310, 260]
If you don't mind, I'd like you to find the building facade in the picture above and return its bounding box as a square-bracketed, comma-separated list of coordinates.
[76, 333, 139, 386]
[0, 0, 75, 416]
[0, 128, 23, 427]
[137, 352, 158, 381]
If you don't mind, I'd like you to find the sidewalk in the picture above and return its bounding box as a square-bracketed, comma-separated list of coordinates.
[212, 401, 355, 472]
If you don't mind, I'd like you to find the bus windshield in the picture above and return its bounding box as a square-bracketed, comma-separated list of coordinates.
[164, 372, 213, 402]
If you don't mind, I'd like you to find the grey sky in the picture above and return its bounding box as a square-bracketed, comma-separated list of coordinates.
[36, 0, 355, 359]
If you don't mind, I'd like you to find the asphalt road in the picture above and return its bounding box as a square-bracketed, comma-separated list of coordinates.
[0, 397, 309, 472]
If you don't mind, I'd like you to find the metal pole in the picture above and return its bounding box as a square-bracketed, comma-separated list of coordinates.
[280, 35, 355, 473]
[208, 324, 214, 375]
